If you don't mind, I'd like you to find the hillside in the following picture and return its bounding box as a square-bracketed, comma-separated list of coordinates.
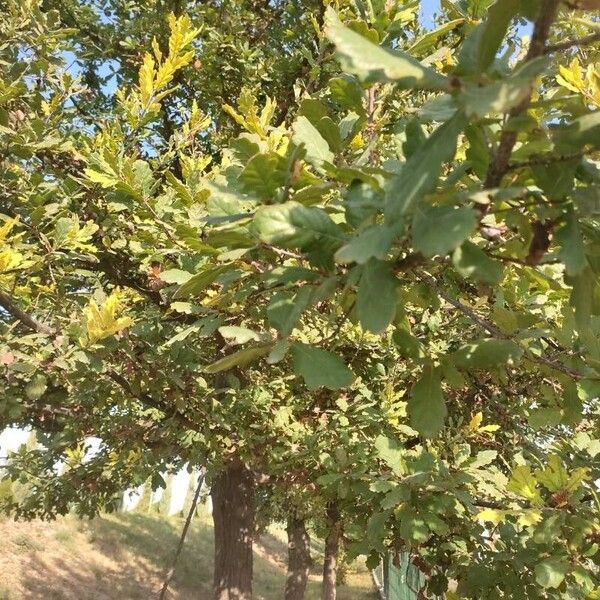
[0, 510, 375, 600]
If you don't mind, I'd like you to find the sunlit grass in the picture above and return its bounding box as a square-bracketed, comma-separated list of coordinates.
[0, 506, 375, 599]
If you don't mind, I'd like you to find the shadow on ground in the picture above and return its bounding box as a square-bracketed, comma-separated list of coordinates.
[0, 511, 374, 600]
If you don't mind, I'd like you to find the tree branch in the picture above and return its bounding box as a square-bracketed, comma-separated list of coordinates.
[105, 370, 201, 433]
[0, 289, 202, 433]
[483, 0, 562, 190]
[0, 290, 55, 336]
[419, 274, 504, 338]
[507, 151, 584, 171]
[545, 31, 600, 54]
[418, 273, 584, 380]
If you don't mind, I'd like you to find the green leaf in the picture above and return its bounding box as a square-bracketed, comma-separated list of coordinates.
[252, 201, 344, 249]
[470, 450, 498, 469]
[267, 286, 313, 335]
[217, 326, 261, 345]
[357, 259, 399, 334]
[163, 316, 223, 347]
[385, 111, 466, 225]
[315, 116, 342, 154]
[335, 225, 395, 264]
[556, 110, 600, 151]
[408, 19, 465, 55]
[266, 339, 290, 364]
[324, 8, 448, 90]
[84, 167, 120, 189]
[291, 343, 354, 390]
[453, 339, 523, 369]
[398, 506, 430, 544]
[452, 241, 503, 284]
[392, 328, 426, 360]
[367, 511, 391, 551]
[556, 209, 587, 276]
[402, 118, 426, 160]
[412, 206, 476, 257]
[380, 486, 410, 510]
[529, 407, 562, 430]
[535, 557, 569, 589]
[159, 269, 193, 284]
[298, 98, 329, 123]
[329, 75, 364, 112]
[536, 454, 588, 493]
[239, 153, 287, 200]
[570, 268, 594, 332]
[457, 0, 520, 75]
[204, 345, 272, 373]
[344, 182, 384, 228]
[261, 266, 320, 287]
[408, 368, 446, 438]
[459, 57, 550, 117]
[325, 164, 381, 189]
[292, 116, 333, 168]
[507, 465, 541, 503]
[25, 374, 47, 401]
[173, 264, 236, 299]
[465, 124, 490, 179]
[374, 435, 406, 475]
[533, 513, 565, 545]
[532, 159, 578, 200]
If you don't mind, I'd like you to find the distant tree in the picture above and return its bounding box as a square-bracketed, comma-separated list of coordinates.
[136, 480, 153, 515]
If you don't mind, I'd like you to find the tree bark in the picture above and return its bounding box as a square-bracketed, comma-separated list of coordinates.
[321, 503, 342, 600]
[211, 462, 255, 600]
[284, 515, 311, 600]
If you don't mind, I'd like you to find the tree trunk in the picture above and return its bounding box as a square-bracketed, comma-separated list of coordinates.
[321, 503, 342, 600]
[211, 462, 255, 600]
[284, 515, 311, 600]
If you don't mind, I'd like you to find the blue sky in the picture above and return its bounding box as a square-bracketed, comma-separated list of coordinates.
[420, 0, 442, 28]
[54, 0, 450, 111]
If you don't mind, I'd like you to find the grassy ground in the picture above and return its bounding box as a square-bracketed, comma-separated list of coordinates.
[0, 507, 375, 600]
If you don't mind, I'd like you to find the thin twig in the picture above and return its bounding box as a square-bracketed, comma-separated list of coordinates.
[422, 275, 504, 337]
[418, 273, 583, 379]
[262, 244, 305, 261]
[158, 468, 206, 600]
[487, 253, 559, 266]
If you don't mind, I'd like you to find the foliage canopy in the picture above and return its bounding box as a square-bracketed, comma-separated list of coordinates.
[1, 0, 600, 597]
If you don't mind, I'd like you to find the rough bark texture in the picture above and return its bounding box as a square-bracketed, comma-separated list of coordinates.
[284, 515, 311, 600]
[211, 462, 255, 600]
[321, 503, 342, 600]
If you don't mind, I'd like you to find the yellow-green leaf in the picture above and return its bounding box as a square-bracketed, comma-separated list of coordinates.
[507, 465, 541, 504]
[83, 290, 134, 344]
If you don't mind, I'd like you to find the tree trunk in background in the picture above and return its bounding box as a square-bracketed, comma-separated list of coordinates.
[159, 471, 174, 515]
[211, 462, 255, 600]
[321, 503, 342, 600]
[183, 467, 200, 516]
[284, 515, 311, 600]
[136, 479, 153, 513]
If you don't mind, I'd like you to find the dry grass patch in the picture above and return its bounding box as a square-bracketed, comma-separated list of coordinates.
[0, 511, 375, 600]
